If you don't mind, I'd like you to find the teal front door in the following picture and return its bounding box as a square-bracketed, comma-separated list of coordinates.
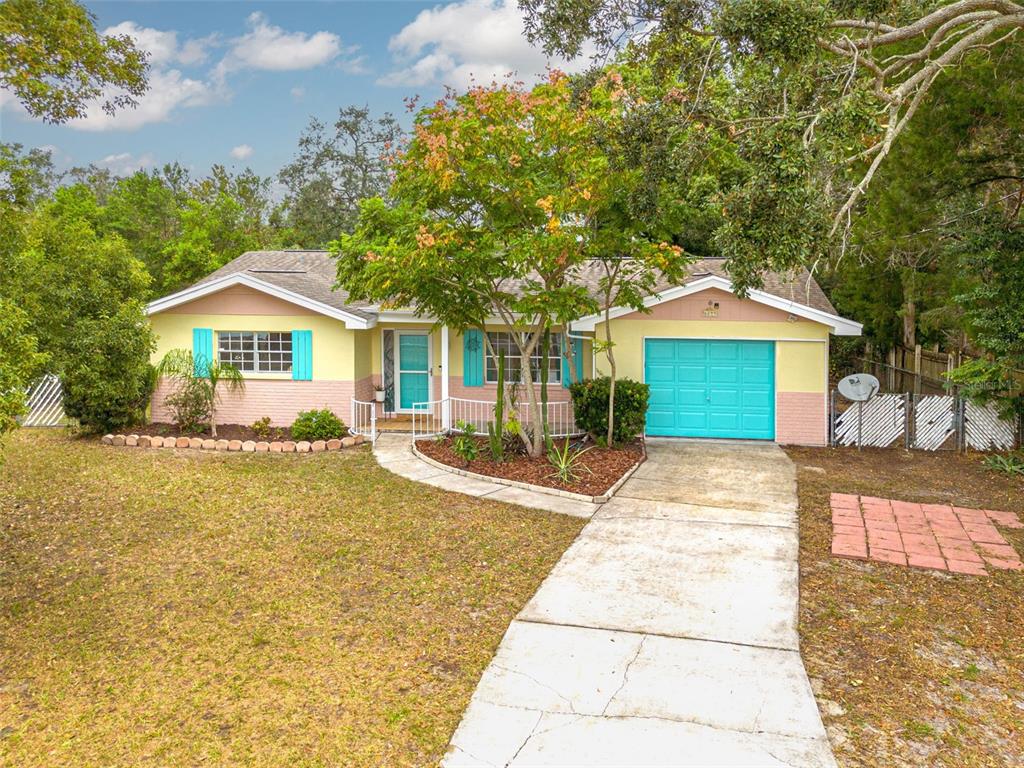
[397, 333, 430, 410]
[644, 339, 775, 439]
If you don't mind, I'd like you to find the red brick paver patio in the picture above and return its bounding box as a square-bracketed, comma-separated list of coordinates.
[830, 494, 1024, 575]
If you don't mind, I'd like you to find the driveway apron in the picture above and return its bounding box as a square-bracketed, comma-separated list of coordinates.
[443, 438, 835, 767]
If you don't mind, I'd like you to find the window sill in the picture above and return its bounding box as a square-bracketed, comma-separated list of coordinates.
[237, 373, 295, 380]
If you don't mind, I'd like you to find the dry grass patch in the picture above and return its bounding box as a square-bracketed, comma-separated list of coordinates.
[0, 431, 584, 767]
[786, 446, 1024, 768]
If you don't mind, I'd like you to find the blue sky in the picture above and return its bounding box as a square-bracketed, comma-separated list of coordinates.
[0, 1, 592, 180]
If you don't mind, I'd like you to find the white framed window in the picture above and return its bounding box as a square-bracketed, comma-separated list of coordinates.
[217, 331, 292, 374]
[485, 332, 561, 384]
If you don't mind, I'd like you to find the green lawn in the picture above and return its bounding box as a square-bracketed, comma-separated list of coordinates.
[0, 431, 584, 767]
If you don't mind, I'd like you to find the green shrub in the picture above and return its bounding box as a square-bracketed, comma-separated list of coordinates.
[0, 300, 47, 439]
[164, 376, 212, 433]
[251, 416, 273, 440]
[61, 302, 156, 433]
[452, 420, 479, 464]
[569, 377, 649, 445]
[291, 409, 346, 441]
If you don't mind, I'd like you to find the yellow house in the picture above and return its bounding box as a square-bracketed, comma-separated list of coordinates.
[145, 251, 861, 446]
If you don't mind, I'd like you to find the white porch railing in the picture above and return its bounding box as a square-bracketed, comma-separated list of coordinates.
[411, 400, 446, 439]
[411, 397, 582, 441]
[349, 399, 378, 443]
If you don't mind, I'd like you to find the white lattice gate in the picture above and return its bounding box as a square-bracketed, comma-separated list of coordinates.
[19, 374, 67, 427]
[831, 392, 1019, 452]
[912, 395, 955, 450]
[833, 394, 905, 448]
[964, 401, 1016, 451]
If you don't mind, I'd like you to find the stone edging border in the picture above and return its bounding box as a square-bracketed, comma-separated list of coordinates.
[101, 433, 366, 453]
[411, 441, 646, 504]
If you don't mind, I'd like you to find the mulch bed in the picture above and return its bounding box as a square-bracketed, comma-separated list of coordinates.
[416, 436, 644, 496]
[129, 423, 296, 441]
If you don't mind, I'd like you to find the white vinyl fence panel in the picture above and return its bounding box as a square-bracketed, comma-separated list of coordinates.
[20, 374, 66, 427]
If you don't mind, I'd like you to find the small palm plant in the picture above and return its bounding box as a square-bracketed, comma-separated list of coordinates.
[547, 440, 592, 486]
[156, 349, 245, 438]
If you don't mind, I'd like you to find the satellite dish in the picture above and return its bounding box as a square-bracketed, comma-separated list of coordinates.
[838, 373, 880, 402]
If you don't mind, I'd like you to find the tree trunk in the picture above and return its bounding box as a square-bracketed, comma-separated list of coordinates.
[901, 269, 917, 348]
[902, 298, 916, 348]
[540, 327, 550, 448]
[604, 304, 616, 447]
[515, 328, 545, 458]
[522, 357, 544, 457]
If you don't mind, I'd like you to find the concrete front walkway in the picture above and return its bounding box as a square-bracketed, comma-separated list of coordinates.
[372, 434, 598, 518]
[443, 438, 835, 767]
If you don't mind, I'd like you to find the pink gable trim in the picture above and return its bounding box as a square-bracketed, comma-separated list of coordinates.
[618, 287, 796, 323]
[161, 285, 319, 316]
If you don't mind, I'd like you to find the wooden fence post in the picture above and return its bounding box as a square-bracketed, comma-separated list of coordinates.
[914, 344, 923, 395]
[887, 348, 897, 391]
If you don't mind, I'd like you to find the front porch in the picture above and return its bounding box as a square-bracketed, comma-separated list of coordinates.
[353, 322, 587, 438]
[350, 396, 582, 443]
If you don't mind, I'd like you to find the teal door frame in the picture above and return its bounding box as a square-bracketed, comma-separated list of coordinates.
[395, 331, 432, 412]
[643, 337, 776, 440]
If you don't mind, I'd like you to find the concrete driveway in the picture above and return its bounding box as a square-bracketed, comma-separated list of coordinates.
[444, 439, 835, 767]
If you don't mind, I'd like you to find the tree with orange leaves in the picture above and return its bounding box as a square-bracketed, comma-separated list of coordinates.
[335, 71, 689, 456]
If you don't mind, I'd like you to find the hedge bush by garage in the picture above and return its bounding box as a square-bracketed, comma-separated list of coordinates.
[569, 377, 649, 445]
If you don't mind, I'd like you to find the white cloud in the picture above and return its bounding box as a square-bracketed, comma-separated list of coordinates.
[179, 36, 217, 67]
[60, 22, 220, 131]
[102, 21, 215, 67]
[290, 86, 306, 101]
[98, 152, 156, 175]
[230, 144, 254, 160]
[0, 87, 25, 115]
[216, 12, 347, 78]
[69, 68, 216, 132]
[8, 14, 358, 133]
[338, 54, 370, 75]
[380, 0, 594, 89]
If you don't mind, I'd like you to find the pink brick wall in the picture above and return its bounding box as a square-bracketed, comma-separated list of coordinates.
[152, 377, 356, 428]
[775, 391, 828, 446]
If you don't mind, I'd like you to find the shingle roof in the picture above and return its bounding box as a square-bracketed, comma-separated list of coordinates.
[195, 250, 377, 320]
[572, 257, 837, 315]
[188, 250, 837, 320]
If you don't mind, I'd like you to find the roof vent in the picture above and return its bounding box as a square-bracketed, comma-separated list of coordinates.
[248, 269, 307, 274]
[691, 271, 712, 278]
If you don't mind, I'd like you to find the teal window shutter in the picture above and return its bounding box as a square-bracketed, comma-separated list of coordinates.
[562, 335, 583, 388]
[192, 328, 213, 377]
[463, 329, 484, 387]
[292, 330, 312, 380]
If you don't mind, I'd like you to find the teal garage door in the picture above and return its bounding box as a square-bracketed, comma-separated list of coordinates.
[644, 339, 775, 439]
